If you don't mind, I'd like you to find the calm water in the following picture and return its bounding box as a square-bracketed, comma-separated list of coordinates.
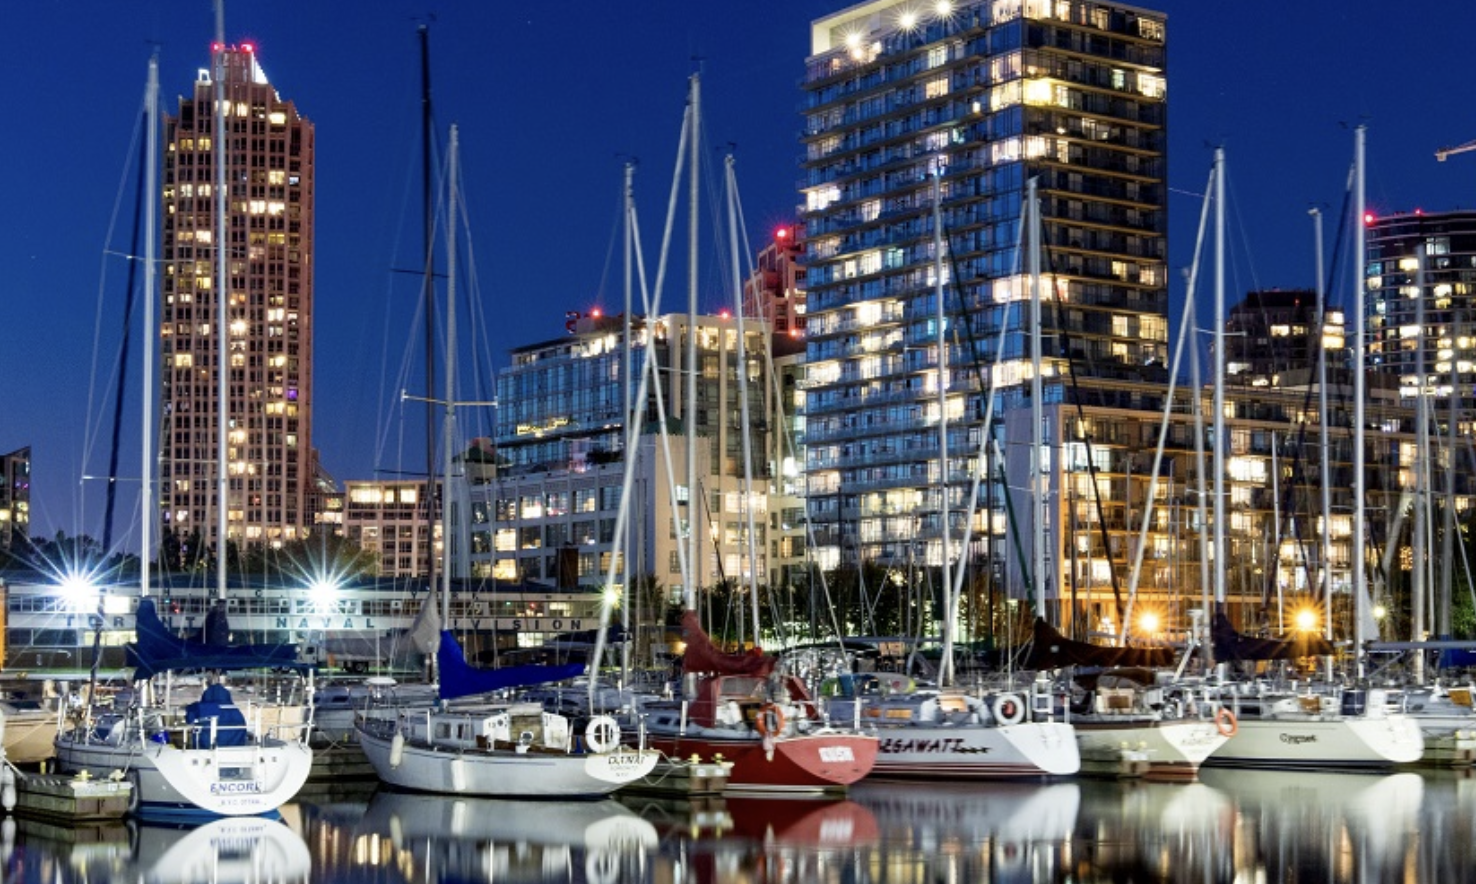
[6, 769, 1475, 883]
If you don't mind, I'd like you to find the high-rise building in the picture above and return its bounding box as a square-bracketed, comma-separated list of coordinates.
[159, 44, 320, 554]
[1366, 210, 1476, 426]
[800, 1, 1169, 578]
[472, 312, 776, 597]
[1222, 289, 1344, 388]
[744, 223, 808, 348]
[342, 479, 434, 578]
[0, 446, 29, 557]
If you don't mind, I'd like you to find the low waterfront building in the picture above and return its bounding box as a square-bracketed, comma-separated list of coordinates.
[0, 573, 604, 673]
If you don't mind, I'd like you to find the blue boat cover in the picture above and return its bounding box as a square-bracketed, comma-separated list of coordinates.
[436, 630, 584, 701]
[127, 598, 305, 680]
[184, 682, 249, 747]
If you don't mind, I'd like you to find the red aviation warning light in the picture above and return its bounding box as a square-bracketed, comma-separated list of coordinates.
[1363, 211, 1376, 226]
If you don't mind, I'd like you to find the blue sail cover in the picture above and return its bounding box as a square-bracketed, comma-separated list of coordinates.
[436, 630, 584, 701]
[126, 598, 305, 680]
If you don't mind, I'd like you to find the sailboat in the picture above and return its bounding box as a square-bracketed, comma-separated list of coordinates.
[355, 630, 659, 796]
[355, 126, 658, 798]
[1043, 170, 1232, 780]
[53, 50, 314, 820]
[1199, 140, 1422, 770]
[632, 79, 879, 791]
[815, 177, 1079, 780]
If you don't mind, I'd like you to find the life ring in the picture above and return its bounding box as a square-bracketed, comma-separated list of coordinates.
[993, 693, 1026, 726]
[584, 715, 621, 754]
[755, 704, 786, 738]
[1215, 707, 1238, 737]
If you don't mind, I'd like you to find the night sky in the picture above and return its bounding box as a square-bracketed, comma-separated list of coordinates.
[4, 0, 1474, 549]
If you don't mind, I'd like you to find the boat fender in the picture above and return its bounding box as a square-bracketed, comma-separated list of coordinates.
[584, 716, 621, 754]
[1215, 707, 1238, 737]
[0, 767, 13, 812]
[755, 704, 786, 738]
[993, 694, 1026, 726]
[389, 732, 406, 769]
[125, 770, 141, 814]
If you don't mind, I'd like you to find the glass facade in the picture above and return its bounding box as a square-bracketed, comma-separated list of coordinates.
[800, 0, 1168, 573]
[1367, 210, 1476, 426]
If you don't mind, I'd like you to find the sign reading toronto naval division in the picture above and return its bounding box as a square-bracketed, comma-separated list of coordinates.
[142, 615, 590, 633]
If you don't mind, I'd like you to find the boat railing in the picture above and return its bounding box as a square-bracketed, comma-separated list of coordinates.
[1027, 678, 1057, 724]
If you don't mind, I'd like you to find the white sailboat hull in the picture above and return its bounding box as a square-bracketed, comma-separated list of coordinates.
[357, 725, 658, 798]
[866, 721, 1080, 778]
[1204, 713, 1423, 769]
[54, 731, 313, 818]
[1074, 718, 1229, 780]
[1401, 709, 1476, 766]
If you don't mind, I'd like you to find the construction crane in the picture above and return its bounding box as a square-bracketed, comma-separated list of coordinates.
[1435, 138, 1476, 161]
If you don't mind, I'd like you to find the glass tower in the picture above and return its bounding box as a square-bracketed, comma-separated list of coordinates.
[800, 0, 1168, 581]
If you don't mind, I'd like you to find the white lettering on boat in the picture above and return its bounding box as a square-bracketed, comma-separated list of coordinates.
[819, 746, 856, 762]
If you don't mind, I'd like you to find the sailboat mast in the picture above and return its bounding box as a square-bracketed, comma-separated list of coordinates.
[1313, 208, 1333, 649]
[622, 161, 635, 675]
[1413, 246, 1428, 683]
[440, 125, 458, 626]
[1212, 148, 1226, 612]
[1353, 125, 1368, 673]
[725, 156, 762, 642]
[1028, 176, 1045, 621]
[935, 173, 953, 685]
[142, 55, 158, 598]
[214, 0, 229, 601]
[420, 25, 438, 589]
[685, 73, 700, 614]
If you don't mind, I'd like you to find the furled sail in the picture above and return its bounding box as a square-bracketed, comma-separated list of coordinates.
[1025, 617, 1175, 670]
[437, 630, 584, 701]
[127, 598, 304, 679]
[679, 609, 776, 677]
[1211, 612, 1333, 661]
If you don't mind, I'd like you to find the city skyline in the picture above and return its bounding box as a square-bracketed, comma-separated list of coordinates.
[5, 0, 1475, 550]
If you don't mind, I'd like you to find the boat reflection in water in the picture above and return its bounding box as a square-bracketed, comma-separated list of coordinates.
[1199, 768, 1423, 883]
[15, 770, 1476, 882]
[1075, 777, 1232, 881]
[9, 815, 310, 884]
[852, 780, 1079, 881]
[359, 789, 658, 883]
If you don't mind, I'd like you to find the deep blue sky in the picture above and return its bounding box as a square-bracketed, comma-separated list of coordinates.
[5, 0, 1475, 549]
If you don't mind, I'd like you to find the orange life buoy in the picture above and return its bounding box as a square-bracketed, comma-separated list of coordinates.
[1215, 706, 1238, 737]
[755, 704, 785, 738]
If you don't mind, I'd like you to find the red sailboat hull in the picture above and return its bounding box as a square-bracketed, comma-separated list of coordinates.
[646, 730, 877, 794]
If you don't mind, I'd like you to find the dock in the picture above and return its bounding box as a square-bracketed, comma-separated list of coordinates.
[621, 756, 732, 797]
[9, 771, 131, 823]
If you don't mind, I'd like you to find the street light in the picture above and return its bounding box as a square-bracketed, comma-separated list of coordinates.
[1294, 607, 1318, 633]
